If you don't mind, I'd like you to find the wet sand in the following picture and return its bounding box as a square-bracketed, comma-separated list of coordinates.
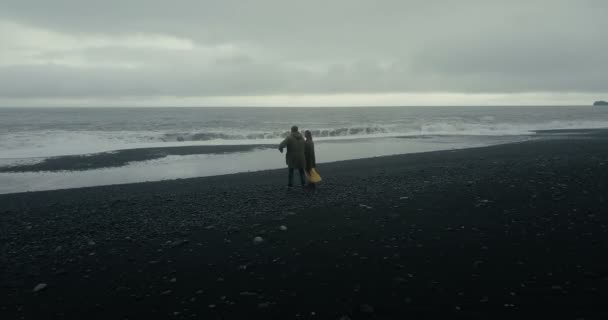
[1, 131, 608, 319]
[0, 144, 275, 173]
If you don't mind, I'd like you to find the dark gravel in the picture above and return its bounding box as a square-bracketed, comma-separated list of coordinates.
[1, 132, 608, 319]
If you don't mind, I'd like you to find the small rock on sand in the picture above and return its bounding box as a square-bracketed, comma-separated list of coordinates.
[33, 283, 47, 292]
[360, 304, 374, 313]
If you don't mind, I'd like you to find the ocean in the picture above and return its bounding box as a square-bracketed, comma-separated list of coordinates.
[1, 106, 607, 193]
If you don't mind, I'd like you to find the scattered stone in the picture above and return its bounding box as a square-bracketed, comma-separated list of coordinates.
[360, 304, 374, 313]
[279, 225, 288, 231]
[54, 269, 67, 276]
[359, 204, 373, 210]
[172, 240, 190, 248]
[170, 278, 177, 283]
[253, 236, 264, 245]
[33, 283, 47, 293]
[88, 240, 96, 246]
[473, 260, 484, 268]
[258, 302, 271, 309]
[161, 290, 172, 296]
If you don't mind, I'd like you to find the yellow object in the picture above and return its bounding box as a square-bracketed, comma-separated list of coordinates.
[307, 168, 322, 183]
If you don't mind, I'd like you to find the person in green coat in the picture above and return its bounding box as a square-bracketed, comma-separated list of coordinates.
[279, 126, 306, 187]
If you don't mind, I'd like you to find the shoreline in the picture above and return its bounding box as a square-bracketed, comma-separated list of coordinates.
[2, 130, 608, 318]
[0, 134, 532, 175]
[1, 128, 602, 174]
[0, 135, 531, 195]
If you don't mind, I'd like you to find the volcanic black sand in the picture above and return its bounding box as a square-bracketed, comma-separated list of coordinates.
[1, 131, 608, 319]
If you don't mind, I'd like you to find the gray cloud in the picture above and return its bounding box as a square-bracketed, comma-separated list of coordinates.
[0, 0, 606, 103]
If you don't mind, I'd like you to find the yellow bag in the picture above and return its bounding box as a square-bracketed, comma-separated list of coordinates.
[307, 168, 322, 183]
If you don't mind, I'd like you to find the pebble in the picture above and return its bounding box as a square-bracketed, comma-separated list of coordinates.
[279, 225, 288, 231]
[33, 283, 47, 292]
[253, 236, 264, 245]
[360, 304, 374, 313]
[54, 268, 67, 276]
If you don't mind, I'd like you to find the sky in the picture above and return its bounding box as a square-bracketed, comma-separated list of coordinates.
[0, 0, 606, 107]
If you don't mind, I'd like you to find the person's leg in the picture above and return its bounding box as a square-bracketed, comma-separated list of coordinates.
[288, 168, 294, 187]
[298, 168, 306, 186]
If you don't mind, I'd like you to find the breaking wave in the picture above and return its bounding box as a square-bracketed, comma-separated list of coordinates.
[160, 125, 393, 142]
[3, 118, 608, 159]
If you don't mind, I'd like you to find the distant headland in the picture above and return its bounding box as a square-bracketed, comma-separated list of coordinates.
[593, 101, 608, 106]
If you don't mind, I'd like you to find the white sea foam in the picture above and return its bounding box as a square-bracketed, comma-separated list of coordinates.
[1, 107, 608, 159]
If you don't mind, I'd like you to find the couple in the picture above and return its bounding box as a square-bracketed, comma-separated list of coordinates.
[279, 126, 320, 189]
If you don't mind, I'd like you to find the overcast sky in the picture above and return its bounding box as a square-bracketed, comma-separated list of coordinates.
[0, 0, 606, 106]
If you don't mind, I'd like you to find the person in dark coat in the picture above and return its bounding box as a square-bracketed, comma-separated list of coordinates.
[279, 126, 306, 187]
[304, 130, 317, 188]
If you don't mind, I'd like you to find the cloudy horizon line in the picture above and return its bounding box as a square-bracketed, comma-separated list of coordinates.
[0, 92, 605, 108]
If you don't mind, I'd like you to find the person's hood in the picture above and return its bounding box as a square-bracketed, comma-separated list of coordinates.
[292, 132, 303, 140]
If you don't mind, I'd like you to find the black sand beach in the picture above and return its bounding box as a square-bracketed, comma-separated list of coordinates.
[2, 131, 608, 319]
